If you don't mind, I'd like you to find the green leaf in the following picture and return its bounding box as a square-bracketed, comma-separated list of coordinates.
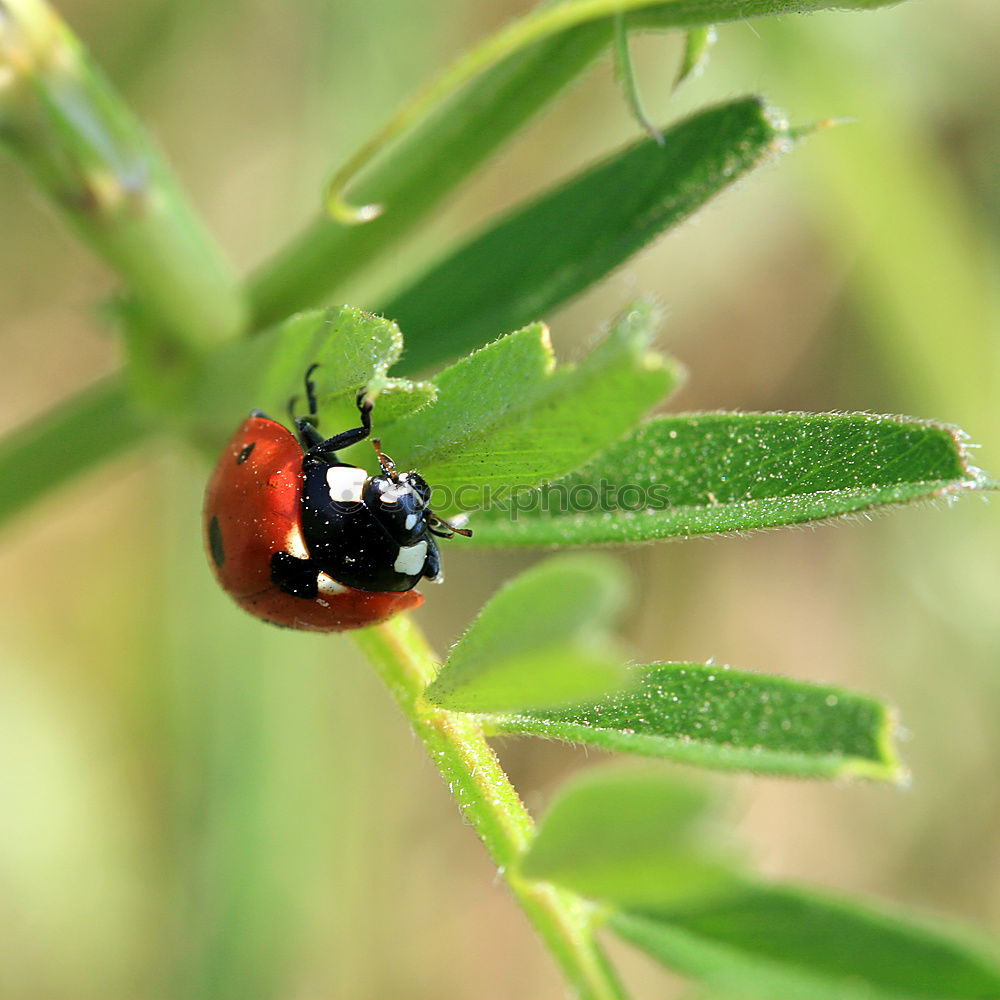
[524, 767, 1000, 999]
[468, 412, 988, 546]
[425, 555, 630, 713]
[255, 306, 403, 414]
[186, 304, 407, 444]
[610, 884, 1000, 1000]
[673, 26, 717, 91]
[0, 377, 145, 534]
[385, 302, 681, 512]
[521, 767, 740, 908]
[627, 0, 902, 27]
[249, 0, 900, 328]
[385, 98, 795, 374]
[315, 377, 438, 467]
[491, 662, 902, 780]
[347, 377, 437, 429]
[522, 768, 1000, 999]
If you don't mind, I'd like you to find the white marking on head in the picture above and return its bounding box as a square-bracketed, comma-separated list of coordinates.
[380, 483, 413, 504]
[393, 540, 427, 576]
[326, 465, 367, 503]
[404, 513, 417, 530]
[317, 572, 347, 596]
[400, 472, 429, 507]
[284, 524, 310, 560]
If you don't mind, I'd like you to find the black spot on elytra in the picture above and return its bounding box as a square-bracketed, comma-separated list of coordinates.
[208, 515, 225, 567]
[236, 442, 255, 465]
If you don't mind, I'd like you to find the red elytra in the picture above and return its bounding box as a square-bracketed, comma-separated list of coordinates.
[203, 415, 423, 631]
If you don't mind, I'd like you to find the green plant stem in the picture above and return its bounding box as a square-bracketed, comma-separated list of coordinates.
[613, 14, 663, 145]
[353, 614, 626, 1000]
[0, 0, 246, 356]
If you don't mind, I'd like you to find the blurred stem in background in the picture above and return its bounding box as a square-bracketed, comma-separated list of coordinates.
[761, 13, 1000, 922]
[0, 0, 246, 368]
[765, 19, 999, 442]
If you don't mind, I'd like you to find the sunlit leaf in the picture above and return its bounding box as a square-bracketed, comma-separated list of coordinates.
[359, 377, 437, 427]
[469, 412, 988, 545]
[317, 377, 438, 467]
[255, 306, 403, 415]
[492, 661, 901, 780]
[425, 555, 630, 712]
[187, 305, 407, 445]
[385, 302, 681, 510]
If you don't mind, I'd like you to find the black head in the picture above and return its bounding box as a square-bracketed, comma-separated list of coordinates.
[363, 470, 433, 546]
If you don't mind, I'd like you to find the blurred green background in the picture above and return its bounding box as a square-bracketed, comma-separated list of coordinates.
[1, 2, 998, 998]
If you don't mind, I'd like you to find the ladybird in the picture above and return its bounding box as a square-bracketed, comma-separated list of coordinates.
[203, 366, 470, 631]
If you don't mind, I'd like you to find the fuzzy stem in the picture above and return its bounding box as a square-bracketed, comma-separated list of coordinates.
[353, 614, 626, 1000]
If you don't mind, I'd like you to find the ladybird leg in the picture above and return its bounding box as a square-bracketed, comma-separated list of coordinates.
[304, 363, 320, 419]
[295, 417, 326, 450]
[308, 422, 371, 458]
[355, 387, 370, 417]
[422, 536, 443, 582]
[271, 551, 319, 599]
[306, 395, 373, 457]
[290, 364, 325, 440]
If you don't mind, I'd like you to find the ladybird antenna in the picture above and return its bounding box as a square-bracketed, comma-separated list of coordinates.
[428, 513, 473, 538]
[371, 438, 396, 476]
